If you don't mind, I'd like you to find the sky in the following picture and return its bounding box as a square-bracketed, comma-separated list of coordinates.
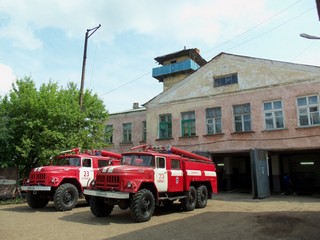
[0, 0, 320, 113]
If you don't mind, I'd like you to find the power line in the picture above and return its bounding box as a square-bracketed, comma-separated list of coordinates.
[203, 0, 304, 56]
[99, 1, 313, 96]
[225, 7, 314, 52]
[100, 71, 151, 96]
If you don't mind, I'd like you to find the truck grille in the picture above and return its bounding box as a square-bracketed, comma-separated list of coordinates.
[29, 173, 46, 184]
[96, 175, 120, 190]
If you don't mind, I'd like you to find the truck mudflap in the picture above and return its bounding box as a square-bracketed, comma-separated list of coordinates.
[84, 189, 130, 199]
[21, 186, 51, 191]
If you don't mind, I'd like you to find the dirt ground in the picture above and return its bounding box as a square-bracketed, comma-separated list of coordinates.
[0, 193, 320, 240]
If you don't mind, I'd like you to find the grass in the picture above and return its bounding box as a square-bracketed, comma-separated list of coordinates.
[0, 196, 27, 205]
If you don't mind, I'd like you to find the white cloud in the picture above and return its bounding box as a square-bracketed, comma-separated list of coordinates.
[0, 0, 317, 113]
[0, 0, 271, 49]
[0, 64, 16, 97]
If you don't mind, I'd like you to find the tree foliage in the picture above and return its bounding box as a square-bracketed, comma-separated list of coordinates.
[0, 77, 109, 178]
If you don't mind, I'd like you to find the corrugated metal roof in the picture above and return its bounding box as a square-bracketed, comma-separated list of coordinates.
[154, 48, 207, 66]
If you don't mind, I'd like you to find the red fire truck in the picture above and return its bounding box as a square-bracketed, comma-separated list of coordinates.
[84, 145, 217, 222]
[21, 148, 121, 211]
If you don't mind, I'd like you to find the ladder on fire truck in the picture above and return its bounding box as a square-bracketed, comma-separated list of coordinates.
[130, 144, 213, 163]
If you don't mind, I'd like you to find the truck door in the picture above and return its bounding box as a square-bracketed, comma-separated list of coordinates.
[154, 157, 168, 192]
[250, 149, 270, 199]
[168, 158, 183, 192]
[79, 158, 94, 187]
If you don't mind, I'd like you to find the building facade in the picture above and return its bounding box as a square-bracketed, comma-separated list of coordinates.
[106, 49, 320, 197]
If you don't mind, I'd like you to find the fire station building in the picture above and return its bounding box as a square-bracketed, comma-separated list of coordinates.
[105, 48, 320, 198]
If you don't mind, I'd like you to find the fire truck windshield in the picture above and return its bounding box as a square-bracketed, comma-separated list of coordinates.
[121, 155, 155, 167]
[55, 157, 81, 167]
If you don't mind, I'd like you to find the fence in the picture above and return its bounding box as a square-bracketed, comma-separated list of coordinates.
[0, 167, 19, 199]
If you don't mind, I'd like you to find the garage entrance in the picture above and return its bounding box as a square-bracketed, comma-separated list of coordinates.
[214, 149, 320, 197]
[214, 152, 252, 193]
[279, 151, 320, 195]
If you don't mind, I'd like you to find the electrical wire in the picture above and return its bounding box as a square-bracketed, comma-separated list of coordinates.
[98, 1, 315, 96]
[203, 0, 303, 56]
[224, 7, 314, 53]
[100, 71, 151, 96]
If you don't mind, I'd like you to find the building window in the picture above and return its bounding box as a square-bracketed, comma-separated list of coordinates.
[264, 100, 284, 130]
[142, 121, 147, 142]
[233, 103, 251, 132]
[122, 123, 132, 143]
[105, 125, 113, 143]
[297, 95, 320, 126]
[181, 111, 196, 137]
[206, 107, 222, 134]
[214, 73, 238, 87]
[159, 114, 172, 139]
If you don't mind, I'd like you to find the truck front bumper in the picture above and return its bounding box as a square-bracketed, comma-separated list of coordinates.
[21, 186, 51, 191]
[84, 189, 129, 199]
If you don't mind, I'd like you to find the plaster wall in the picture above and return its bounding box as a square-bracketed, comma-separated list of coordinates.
[106, 110, 146, 153]
[147, 80, 320, 153]
[146, 54, 320, 153]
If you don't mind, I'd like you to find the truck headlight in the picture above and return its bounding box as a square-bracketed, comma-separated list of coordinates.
[90, 179, 96, 187]
[51, 177, 59, 184]
[127, 181, 132, 188]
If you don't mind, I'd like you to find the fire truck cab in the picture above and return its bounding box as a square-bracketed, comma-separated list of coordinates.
[21, 148, 121, 211]
[84, 145, 217, 222]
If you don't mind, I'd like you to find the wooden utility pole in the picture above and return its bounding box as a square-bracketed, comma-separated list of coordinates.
[79, 24, 101, 108]
[316, 0, 320, 21]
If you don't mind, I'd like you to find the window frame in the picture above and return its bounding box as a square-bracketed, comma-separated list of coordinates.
[233, 103, 251, 132]
[122, 122, 132, 143]
[205, 107, 222, 134]
[263, 100, 285, 130]
[105, 124, 113, 143]
[297, 95, 320, 127]
[214, 73, 238, 87]
[159, 114, 172, 139]
[142, 121, 147, 142]
[181, 111, 196, 137]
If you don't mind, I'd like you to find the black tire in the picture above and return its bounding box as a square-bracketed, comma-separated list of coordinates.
[130, 189, 155, 222]
[181, 186, 196, 211]
[196, 185, 208, 208]
[53, 183, 78, 211]
[90, 196, 114, 217]
[26, 192, 49, 209]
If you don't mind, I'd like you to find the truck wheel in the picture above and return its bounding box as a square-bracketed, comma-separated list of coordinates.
[54, 183, 78, 211]
[26, 192, 49, 208]
[90, 196, 114, 217]
[196, 185, 208, 208]
[130, 189, 155, 222]
[181, 186, 196, 211]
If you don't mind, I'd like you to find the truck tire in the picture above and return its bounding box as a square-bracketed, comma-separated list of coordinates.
[90, 196, 114, 217]
[53, 183, 78, 211]
[130, 189, 155, 222]
[181, 186, 196, 211]
[26, 192, 49, 208]
[196, 185, 208, 208]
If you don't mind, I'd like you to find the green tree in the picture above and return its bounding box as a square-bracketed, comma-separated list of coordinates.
[0, 77, 109, 178]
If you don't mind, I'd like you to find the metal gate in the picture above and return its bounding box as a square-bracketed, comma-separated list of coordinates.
[250, 149, 270, 199]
